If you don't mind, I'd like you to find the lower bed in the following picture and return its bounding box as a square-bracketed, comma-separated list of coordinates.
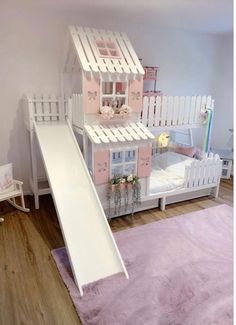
[149, 151, 195, 195]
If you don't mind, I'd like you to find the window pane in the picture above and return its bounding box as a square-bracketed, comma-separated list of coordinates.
[111, 165, 123, 177]
[99, 48, 109, 56]
[106, 41, 116, 49]
[112, 151, 123, 164]
[123, 164, 136, 176]
[115, 82, 126, 95]
[102, 97, 113, 107]
[96, 40, 106, 48]
[125, 150, 136, 162]
[102, 82, 113, 95]
[115, 97, 126, 108]
[109, 49, 120, 57]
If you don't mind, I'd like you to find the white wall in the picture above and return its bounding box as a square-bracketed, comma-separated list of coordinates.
[0, 2, 233, 192]
[211, 33, 233, 149]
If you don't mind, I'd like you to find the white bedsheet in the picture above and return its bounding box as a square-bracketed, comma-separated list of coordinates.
[150, 152, 194, 194]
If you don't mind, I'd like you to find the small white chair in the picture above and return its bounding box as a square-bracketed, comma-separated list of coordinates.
[0, 164, 29, 223]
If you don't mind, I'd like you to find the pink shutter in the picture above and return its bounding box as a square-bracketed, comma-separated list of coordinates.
[128, 78, 143, 113]
[137, 146, 152, 178]
[83, 74, 100, 114]
[94, 150, 109, 184]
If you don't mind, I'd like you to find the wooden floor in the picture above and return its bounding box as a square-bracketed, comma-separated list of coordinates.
[0, 179, 233, 325]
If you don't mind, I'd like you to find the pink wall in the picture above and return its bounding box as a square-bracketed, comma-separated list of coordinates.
[94, 150, 109, 184]
[83, 74, 100, 114]
[137, 146, 152, 178]
[128, 78, 143, 113]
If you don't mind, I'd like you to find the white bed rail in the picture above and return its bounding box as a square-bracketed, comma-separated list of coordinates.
[141, 95, 214, 129]
[159, 153, 222, 211]
[25, 94, 72, 130]
[184, 153, 222, 189]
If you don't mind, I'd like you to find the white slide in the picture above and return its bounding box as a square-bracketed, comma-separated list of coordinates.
[34, 119, 128, 295]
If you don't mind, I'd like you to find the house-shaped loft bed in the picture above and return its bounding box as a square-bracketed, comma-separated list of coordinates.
[64, 26, 222, 215]
[23, 25, 223, 296]
[26, 25, 222, 218]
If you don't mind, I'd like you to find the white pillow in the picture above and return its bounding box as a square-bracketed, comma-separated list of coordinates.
[0, 163, 14, 194]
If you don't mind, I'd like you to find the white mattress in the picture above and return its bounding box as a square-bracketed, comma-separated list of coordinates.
[150, 152, 194, 194]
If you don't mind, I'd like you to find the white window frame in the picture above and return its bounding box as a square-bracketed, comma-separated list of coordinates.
[110, 147, 137, 178]
[100, 81, 128, 109]
[95, 40, 121, 59]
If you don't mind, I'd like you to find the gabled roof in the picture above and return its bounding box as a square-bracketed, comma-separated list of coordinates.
[67, 26, 144, 80]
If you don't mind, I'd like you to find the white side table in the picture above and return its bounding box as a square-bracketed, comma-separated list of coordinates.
[212, 149, 233, 179]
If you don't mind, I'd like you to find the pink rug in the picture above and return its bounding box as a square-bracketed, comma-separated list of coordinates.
[52, 204, 233, 325]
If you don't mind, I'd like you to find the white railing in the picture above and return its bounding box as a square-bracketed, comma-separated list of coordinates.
[141, 95, 214, 129]
[184, 153, 222, 188]
[25, 94, 71, 130]
[71, 94, 83, 129]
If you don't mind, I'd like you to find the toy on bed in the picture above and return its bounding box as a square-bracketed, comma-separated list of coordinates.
[0, 163, 29, 222]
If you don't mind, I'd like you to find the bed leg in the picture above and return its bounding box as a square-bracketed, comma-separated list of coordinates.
[35, 194, 39, 210]
[160, 197, 166, 211]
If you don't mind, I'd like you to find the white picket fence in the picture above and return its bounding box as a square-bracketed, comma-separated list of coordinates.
[25, 94, 71, 130]
[184, 153, 222, 189]
[158, 152, 222, 210]
[141, 95, 214, 128]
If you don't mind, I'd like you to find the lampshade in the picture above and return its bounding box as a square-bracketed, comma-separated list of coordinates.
[157, 132, 170, 148]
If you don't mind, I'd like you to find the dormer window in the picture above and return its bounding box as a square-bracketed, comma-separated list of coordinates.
[95, 40, 121, 59]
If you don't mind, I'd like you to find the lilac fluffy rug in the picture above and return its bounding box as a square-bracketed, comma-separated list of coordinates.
[52, 204, 233, 325]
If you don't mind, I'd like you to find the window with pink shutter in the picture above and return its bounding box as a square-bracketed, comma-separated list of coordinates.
[101, 82, 127, 109]
[94, 150, 109, 185]
[110, 148, 137, 178]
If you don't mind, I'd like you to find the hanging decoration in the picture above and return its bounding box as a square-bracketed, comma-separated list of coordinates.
[107, 174, 141, 218]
